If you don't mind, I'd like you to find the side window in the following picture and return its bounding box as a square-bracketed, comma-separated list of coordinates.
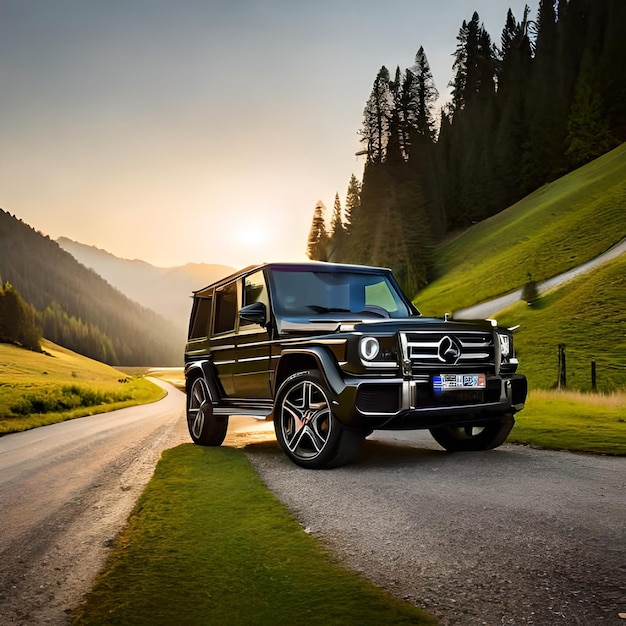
[241, 271, 269, 327]
[213, 282, 238, 335]
[189, 295, 212, 339]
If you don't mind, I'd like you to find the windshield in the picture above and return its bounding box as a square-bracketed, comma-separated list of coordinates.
[270, 270, 413, 319]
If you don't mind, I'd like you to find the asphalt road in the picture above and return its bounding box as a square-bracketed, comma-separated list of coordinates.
[0, 379, 188, 626]
[1, 391, 624, 625]
[244, 423, 626, 625]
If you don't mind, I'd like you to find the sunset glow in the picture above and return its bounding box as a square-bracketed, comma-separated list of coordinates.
[0, 0, 531, 270]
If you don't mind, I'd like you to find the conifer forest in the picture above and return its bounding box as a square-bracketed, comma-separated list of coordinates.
[307, 0, 626, 295]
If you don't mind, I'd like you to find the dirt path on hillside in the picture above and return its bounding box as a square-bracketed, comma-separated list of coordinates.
[454, 237, 626, 319]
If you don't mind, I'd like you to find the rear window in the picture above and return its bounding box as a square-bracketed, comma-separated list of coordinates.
[189, 295, 212, 339]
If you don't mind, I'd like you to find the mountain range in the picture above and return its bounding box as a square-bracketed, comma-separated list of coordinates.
[0, 209, 233, 365]
[57, 237, 233, 334]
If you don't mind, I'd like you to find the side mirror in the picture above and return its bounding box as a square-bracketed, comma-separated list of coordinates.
[239, 302, 267, 326]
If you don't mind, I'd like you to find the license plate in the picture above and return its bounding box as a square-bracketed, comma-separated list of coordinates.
[433, 373, 486, 392]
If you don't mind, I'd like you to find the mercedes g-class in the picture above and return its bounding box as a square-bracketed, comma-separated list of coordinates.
[184, 262, 527, 468]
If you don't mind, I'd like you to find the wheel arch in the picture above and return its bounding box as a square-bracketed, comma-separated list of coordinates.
[274, 347, 345, 398]
[184, 359, 221, 401]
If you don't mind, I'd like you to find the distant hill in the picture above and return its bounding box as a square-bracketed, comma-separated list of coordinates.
[0, 210, 181, 366]
[57, 237, 233, 333]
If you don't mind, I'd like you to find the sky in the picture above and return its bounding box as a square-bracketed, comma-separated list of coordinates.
[0, 0, 533, 270]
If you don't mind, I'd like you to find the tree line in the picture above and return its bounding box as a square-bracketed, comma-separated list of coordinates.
[0, 281, 42, 351]
[0, 209, 181, 365]
[307, 0, 625, 296]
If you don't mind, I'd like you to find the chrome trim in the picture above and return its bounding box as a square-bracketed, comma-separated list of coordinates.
[237, 356, 271, 364]
[211, 344, 236, 351]
[361, 360, 398, 369]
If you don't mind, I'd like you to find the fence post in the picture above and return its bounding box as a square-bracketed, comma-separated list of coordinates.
[591, 360, 597, 391]
[557, 344, 567, 389]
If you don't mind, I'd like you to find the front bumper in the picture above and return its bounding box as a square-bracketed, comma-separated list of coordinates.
[333, 373, 527, 431]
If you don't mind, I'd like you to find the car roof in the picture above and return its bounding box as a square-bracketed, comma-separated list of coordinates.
[192, 261, 392, 297]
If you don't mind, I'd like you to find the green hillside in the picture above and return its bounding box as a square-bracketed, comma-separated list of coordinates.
[499, 254, 625, 393]
[412, 144, 626, 393]
[0, 339, 164, 434]
[0, 210, 181, 365]
[415, 143, 626, 316]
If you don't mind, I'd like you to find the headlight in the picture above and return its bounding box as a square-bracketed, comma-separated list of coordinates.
[359, 336, 380, 361]
[498, 333, 511, 358]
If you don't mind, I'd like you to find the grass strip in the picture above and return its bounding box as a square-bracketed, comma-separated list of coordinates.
[508, 390, 626, 455]
[72, 445, 436, 626]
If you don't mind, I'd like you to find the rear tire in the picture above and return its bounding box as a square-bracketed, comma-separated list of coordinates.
[429, 415, 514, 452]
[186, 376, 228, 446]
[274, 371, 362, 469]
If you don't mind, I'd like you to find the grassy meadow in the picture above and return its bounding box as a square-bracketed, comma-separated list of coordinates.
[411, 144, 625, 397]
[509, 389, 625, 455]
[0, 339, 165, 435]
[498, 253, 625, 393]
[415, 143, 626, 316]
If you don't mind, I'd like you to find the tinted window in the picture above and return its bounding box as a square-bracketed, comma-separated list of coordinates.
[271, 270, 411, 318]
[189, 296, 212, 339]
[241, 271, 270, 327]
[213, 282, 238, 334]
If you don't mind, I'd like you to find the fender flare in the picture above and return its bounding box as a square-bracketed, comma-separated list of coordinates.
[184, 359, 222, 401]
[274, 346, 346, 397]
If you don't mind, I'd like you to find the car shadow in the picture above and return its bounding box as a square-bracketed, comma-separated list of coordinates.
[240, 433, 531, 472]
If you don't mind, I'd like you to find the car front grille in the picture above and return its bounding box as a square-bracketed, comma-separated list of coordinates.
[401, 330, 494, 368]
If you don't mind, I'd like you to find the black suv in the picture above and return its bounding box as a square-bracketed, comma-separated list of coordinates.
[185, 262, 527, 468]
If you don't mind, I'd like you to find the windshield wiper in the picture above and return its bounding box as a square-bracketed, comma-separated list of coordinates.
[306, 305, 351, 313]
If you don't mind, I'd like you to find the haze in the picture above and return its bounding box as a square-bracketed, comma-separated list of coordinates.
[0, 0, 531, 269]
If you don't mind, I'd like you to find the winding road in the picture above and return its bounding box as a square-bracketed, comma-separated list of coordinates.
[1, 385, 624, 625]
[454, 237, 626, 320]
[0, 379, 188, 626]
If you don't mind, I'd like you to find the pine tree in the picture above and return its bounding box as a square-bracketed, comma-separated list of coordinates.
[494, 6, 534, 207]
[445, 12, 498, 225]
[360, 67, 393, 164]
[407, 46, 439, 144]
[344, 174, 360, 232]
[327, 193, 346, 262]
[306, 201, 329, 261]
[524, 0, 567, 188]
[566, 71, 613, 165]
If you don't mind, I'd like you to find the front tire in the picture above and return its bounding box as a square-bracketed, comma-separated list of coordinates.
[273, 371, 362, 469]
[186, 376, 228, 446]
[429, 415, 514, 452]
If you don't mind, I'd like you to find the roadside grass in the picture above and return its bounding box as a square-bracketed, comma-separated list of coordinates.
[509, 390, 626, 455]
[415, 142, 626, 316]
[71, 445, 436, 626]
[0, 340, 165, 435]
[496, 254, 625, 393]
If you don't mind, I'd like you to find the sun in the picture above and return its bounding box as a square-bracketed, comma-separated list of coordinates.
[231, 217, 273, 247]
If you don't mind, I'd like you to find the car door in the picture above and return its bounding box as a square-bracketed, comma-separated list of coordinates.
[233, 270, 272, 398]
